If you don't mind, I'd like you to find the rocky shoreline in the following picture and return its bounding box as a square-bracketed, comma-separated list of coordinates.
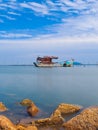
[0, 99, 98, 130]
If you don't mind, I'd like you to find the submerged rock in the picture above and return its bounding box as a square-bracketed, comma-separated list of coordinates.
[63, 106, 98, 130]
[27, 103, 39, 117]
[20, 99, 39, 117]
[0, 102, 8, 112]
[0, 115, 16, 130]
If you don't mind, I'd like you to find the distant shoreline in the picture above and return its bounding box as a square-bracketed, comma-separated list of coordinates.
[0, 64, 98, 66]
[0, 64, 34, 66]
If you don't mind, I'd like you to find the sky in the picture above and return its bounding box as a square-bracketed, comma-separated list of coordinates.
[0, 0, 98, 64]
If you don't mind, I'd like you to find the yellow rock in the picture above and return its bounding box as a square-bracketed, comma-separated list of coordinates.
[0, 102, 8, 112]
[16, 124, 38, 130]
[20, 99, 39, 117]
[26, 125, 38, 130]
[20, 99, 33, 106]
[56, 103, 82, 115]
[34, 118, 51, 127]
[33, 103, 82, 128]
[16, 124, 26, 130]
[0, 115, 16, 130]
[63, 106, 98, 130]
[50, 109, 61, 118]
[34, 115, 64, 127]
[27, 103, 39, 117]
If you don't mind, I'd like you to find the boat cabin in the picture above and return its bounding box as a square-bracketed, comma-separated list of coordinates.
[36, 56, 58, 64]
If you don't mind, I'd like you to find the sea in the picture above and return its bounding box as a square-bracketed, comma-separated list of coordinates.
[0, 65, 98, 124]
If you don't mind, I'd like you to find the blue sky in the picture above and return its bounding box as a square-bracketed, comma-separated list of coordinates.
[0, 0, 98, 64]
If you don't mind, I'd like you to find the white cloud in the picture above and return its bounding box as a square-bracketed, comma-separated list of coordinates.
[45, 0, 98, 16]
[0, 14, 16, 20]
[1, 32, 98, 45]
[20, 2, 49, 15]
[29, 2, 49, 15]
[0, 0, 98, 21]
[0, 31, 98, 64]
[0, 0, 98, 64]
[60, 0, 80, 7]
[0, 0, 98, 40]
[0, 33, 32, 38]
[8, 11, 21, 16]
[43, 12, 98, 39]
[46, 0, 56, 7]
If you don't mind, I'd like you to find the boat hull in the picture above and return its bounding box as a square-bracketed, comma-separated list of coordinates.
[33, 62, 73, 67]
[33, 62, 62, 67]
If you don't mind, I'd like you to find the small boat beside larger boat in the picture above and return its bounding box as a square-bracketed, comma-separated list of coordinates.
[33, 56, 74, 67]
[63, 60, 74, 67]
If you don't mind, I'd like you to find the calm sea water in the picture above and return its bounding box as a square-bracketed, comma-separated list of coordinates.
[0, 65, 98, 123]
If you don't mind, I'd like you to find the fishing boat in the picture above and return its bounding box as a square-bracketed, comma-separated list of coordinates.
[33, 56, 74, 67]
[63, 59, 74, 67]
[33, 56, 62, 67]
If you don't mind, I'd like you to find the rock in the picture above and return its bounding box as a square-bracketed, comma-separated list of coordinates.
[50, 115, 65, 126]
[16, 125, 26, 130]
[34, 114, 64, 127]
[0, 115, 16, 130]
[20, 99, 39, 117]
[16, 124, 38, 130]
[63, 106, 98, 130]
[34, 118, 53, 127]
[0, 115, 38, 130]
[50, 109, 65, 126]
[50, 109, 61, 118]
[0, 102, 8, 112]
[20, 99, 33, 106]
[33, 103, 82, 128]
[27, 103, 39, 117]
[55, 103, 82, 115]
[26, 125, 38, 130]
